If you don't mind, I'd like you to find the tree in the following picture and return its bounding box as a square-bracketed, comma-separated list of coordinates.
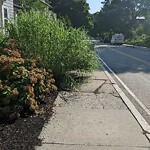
[91, 0, 150, 40]
[49, 0, 93, 29]
[14, 0, 49, 11]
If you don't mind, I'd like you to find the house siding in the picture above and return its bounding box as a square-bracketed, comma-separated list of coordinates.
[0, 0, 14, 29]
[3, 0, 14, 21]
[0, 0, 54, 29]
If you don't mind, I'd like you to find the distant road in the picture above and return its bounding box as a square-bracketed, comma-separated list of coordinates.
[96, 44, 150, 125]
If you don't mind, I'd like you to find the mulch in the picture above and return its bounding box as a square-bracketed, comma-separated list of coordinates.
[0, 92, 58, 150]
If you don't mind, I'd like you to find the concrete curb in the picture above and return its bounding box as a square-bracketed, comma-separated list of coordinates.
[123, 44, 148, 49]
[98, 57, 150, 142]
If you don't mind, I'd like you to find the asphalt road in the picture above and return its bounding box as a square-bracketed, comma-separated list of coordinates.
[96, 44, 150, 125]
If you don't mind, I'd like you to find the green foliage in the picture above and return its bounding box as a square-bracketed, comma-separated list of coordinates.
[7, 10, 98, 88]
[14, 0, 48, 11]
[49, 0, 93, 29]
[126, 34, 149, 47]
[0, 39, 57, 120]
[91, 0, 150, 41]
[92, 0, 137, 38]
[126, 23, 150, 47]
[0, 31, 8, 48]
[126, 25, 150, 47]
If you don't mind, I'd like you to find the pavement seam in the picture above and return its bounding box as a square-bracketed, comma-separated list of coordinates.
[40, 142, 150, 148]
[98, 57, 150, 140]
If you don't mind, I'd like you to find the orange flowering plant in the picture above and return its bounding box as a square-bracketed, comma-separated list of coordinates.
[0, 39, 57, 120]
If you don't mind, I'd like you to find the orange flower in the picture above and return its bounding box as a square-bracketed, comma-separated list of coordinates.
[24, 85, 32, 92]
[12, 89, 19, 96]
[10, 57, 24, 64]
[39, 80, 45, 87]
[22, 71, 28, 77]
[30, 92, 35, 98]
[11, 50, 21, 58]
[3, 48, 11, 54]
[50, 79, 55, 83]
[34, 68, 42, 73]
[29, 101, 39, 111]
[45, 88, 50, 93]
[30, 86, 34, 93]
[46, 83, 51, 88]
[36, 73, 43, 79]
[41, 96, 45, 101]
[20, 66, 25, 70]
[27, 98, 35, 106]
[30, 76, 37, 84]
[31, 62, 36, 67]
[12, 71, 17, 76]
[51, 84, 58, 91]
[17, 75, 21, 78]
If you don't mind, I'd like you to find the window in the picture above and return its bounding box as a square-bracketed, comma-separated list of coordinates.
[4, 8, 8, 19]
[2, 6, 9, 28]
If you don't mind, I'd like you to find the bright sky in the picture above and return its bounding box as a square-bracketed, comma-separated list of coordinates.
[87, 0, 104, 14]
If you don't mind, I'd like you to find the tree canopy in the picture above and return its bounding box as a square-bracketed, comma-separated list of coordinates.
[91, 0, 150, 40]
[49, 0, 93, 29]
[14, 0, 50, 11]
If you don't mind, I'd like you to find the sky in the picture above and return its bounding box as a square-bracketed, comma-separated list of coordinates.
[87, 0, 104, 14]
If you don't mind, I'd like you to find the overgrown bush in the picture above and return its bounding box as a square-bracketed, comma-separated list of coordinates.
[7, 9, 98, 87]
[126, 25, 150, 48]
[0, 39, 57, 120]
[126, 34, 150, 47]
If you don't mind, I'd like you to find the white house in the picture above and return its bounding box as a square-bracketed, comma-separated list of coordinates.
[0, 0, 14, 29]
[0, 0, 52, 30]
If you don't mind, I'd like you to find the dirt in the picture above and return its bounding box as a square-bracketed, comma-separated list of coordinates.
[0, 92, 58, 150]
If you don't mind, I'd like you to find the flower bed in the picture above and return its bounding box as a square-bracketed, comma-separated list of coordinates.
[0, 39, 58, 120]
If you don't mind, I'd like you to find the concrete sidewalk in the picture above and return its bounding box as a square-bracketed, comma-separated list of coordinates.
[36, 70, 150, 150]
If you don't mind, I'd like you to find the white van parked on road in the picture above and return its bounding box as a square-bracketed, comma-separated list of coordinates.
[111, 33, 124, 45]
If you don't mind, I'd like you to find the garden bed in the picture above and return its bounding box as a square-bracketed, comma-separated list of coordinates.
[0, 92, 58, 150]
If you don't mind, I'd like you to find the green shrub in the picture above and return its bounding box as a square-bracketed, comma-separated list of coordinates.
[7, 10, 98, 87]
[0, 39, 57, 120]
[0, 31, 8, 48]
[126, 34, 150, 47]
[126, 25, 150, 48]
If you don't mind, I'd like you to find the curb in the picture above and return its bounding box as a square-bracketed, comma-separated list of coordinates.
[123, 44, 148, 49]
[99, 57, 150, 142]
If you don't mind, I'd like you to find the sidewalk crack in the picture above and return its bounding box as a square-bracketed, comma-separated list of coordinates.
[94, 80, 107, 94]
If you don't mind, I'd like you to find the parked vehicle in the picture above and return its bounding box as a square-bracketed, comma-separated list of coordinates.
[111, 33, 124, 45]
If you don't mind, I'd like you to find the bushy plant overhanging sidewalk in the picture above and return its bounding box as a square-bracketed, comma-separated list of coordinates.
[0, 39, 57, 120]
[7, 9, 99, 87]
[0, 9, 98, 120]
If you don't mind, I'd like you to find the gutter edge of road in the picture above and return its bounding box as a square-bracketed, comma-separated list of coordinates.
[98, 57, 150, 142]
[123, 44, 148, 49]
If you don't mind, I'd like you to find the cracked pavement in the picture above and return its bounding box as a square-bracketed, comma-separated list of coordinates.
[36, 71, 150, 150]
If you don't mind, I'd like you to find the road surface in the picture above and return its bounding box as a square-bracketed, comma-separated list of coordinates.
[96, 44, 150, 125]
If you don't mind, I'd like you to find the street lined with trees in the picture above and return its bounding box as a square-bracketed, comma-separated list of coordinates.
[91, 0, 150, 47]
